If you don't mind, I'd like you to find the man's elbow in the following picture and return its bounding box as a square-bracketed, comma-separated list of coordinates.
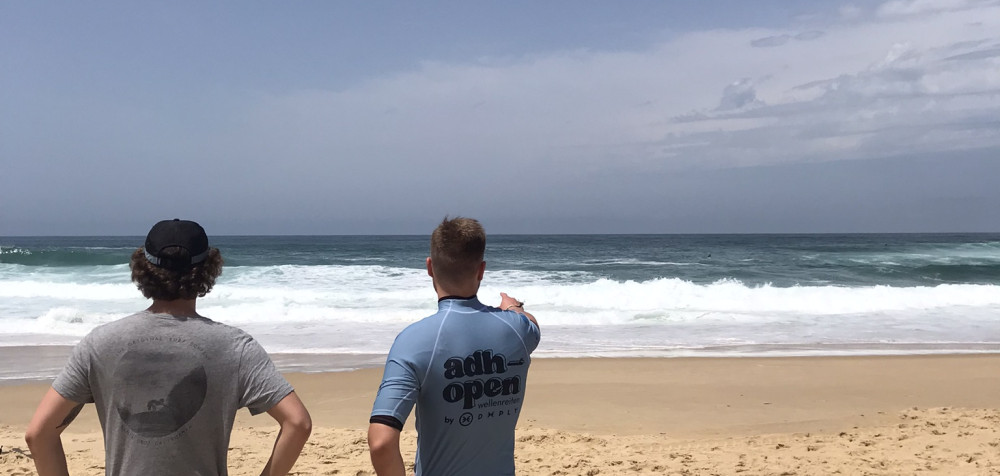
[24, 425, 49, 451]
[24, 427, 38, 448]
[367, 434, 386, 454]
[367, 427, 398, 455]
[285, 411, 313, 439]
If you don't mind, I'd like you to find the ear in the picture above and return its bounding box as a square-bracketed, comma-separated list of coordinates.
[426, 257, 434, 277]
[476, 260, 486, 281]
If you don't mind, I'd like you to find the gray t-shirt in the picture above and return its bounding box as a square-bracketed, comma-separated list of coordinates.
[52, 311, 293, 476]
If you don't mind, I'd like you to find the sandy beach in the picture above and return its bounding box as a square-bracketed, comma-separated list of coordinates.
[4, 355, 1000, 475]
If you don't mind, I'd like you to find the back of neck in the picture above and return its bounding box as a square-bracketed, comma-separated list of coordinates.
[434, 281, 480, 301]
[146, 299, 200, 318]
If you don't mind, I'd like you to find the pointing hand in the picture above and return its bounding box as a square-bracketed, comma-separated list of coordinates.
[499, 292, 523, 311]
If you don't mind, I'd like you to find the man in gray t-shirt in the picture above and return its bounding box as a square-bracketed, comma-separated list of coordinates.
[25, 219, 312, 476]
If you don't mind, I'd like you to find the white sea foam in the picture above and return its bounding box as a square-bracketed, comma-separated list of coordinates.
[0, 247, 32, 255]
[484, 277, 1000, 322]
[4, 265, 1000, 322]
[577, 259, 704, 267]
[3, 264, 1000, 358]
[0, 280, 136, 300]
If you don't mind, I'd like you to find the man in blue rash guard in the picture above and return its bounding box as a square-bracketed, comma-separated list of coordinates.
[368, 217, 540, 476]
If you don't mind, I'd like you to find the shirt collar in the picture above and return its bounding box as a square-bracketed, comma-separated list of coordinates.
[438, 294, 478, 302]
[437, 295, 483, 310]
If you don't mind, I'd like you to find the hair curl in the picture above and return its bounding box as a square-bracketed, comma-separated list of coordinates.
[130, 247, 223, 301]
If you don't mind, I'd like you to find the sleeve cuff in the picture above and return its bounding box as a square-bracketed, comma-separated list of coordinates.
[51, 381, 93, 405]
[249, 385, 295, 416]
[370, 414, 404, 431]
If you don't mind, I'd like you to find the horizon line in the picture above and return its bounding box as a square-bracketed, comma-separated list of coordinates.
[3, 231, 1000, 238]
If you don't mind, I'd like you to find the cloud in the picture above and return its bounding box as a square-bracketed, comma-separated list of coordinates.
[717, 79, 763, 111]
[211, 0, 1000, 180]
[657, 4, 997, 168]
[839, 4, 865, 19]
[876, 0, 1000, 17]
[795, 30, 826, 41]
[944, 46, 1000, 61]
[751, 35, 791, 48]
[751, 30, 825, 48]
[4, 1, 1000, 234]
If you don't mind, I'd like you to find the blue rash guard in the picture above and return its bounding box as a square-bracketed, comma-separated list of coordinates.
[371, 296, 541, 476]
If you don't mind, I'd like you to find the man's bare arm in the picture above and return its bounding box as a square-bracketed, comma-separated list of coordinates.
[368, 422, 406, 476]
[259, 392, 312, 476]
[25, 388, 86, 476]
[499, 292, 538, 328]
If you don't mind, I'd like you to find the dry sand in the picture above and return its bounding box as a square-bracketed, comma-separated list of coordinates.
[4, 355, 1000, 475]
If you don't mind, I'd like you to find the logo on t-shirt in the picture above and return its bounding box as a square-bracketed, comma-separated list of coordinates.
[441, 349, 523, 410]
[113, 337, 208, 439]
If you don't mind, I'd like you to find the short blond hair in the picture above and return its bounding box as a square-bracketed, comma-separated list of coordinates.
[430, 217, 486, 286]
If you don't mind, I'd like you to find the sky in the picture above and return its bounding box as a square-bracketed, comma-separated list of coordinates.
[2, 0, 999, 235]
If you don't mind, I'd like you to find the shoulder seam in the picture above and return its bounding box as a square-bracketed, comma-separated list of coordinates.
[489, 311, 531, 356]
[422, 301, 452, 385]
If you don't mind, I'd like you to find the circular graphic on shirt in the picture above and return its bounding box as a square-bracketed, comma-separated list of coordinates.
[459, 412, 474, 426]
[113, 345, 208, 438]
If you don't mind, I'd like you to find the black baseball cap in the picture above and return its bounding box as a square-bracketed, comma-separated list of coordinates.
[143, 219, 210, 270]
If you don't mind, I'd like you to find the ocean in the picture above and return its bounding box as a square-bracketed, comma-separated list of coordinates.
[2, 234, 999, 380]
